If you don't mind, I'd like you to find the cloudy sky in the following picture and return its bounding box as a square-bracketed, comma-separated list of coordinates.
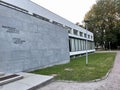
[31, 0, 96, 24]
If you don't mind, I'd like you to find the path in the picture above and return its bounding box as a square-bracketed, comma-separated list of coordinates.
[37, 51, 120, 90]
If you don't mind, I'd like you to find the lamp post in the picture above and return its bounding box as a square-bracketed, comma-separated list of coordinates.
[84, 20, 89, 65]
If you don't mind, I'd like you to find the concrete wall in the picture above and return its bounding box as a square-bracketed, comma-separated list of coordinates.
[0, 5, 70, 73]
[2, 0, 93, 41]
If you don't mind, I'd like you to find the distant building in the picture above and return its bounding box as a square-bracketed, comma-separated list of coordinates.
[0, 0, 95, 73]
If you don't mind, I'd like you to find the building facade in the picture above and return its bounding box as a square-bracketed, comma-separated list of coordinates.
[0, 0, 95, 73]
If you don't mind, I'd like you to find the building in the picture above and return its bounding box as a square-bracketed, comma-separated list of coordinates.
[0, 0, 95, 73]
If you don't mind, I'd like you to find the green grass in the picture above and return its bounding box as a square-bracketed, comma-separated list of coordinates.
[31, 53, 116, 82]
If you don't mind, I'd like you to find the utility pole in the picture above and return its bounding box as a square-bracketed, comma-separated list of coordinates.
[84, 20, 89, 65]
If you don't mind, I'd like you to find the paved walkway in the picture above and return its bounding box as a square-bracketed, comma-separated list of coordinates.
[37, 51, 120, 90]
[0, 73, 53, 90]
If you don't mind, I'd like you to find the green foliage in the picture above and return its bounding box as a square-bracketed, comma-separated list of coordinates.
[31, 53, 116, 81]
[84, 0, 120, 49]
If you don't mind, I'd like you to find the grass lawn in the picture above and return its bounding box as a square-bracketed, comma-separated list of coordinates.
[31, 53, 116, 82]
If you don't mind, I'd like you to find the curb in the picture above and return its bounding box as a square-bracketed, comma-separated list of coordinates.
[28, 76, 54, 90]
[91, 68, 112, 82]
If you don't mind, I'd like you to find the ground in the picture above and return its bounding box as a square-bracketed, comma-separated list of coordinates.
[36, 51, 120, 90]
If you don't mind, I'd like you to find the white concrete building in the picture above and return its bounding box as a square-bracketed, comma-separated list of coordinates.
[0, 0, 95, 73]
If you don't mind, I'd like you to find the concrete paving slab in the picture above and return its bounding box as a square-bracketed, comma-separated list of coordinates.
[0, 72, 54, 90]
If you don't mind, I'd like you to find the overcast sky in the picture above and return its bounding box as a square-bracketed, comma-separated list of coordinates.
[31, 0, 96, 24]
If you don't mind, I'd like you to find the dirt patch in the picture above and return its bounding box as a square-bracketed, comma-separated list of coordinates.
[64, 68, 73, 71]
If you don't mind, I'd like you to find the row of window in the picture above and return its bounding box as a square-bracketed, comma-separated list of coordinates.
[65, 26, 93, 39]
[69, 29, 93, 39]
[32, 13, 93, 40]
[0, 0, 28, 13]
[69, 38, 95, 52]
[32, 13, 65, 28]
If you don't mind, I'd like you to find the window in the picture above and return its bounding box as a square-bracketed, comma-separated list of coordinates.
[75, 39, 79, 51]
[52, 21, 63, 27]
[91, 36, 93, 39]
[69, 38, 93, 52]
[79, 32, 83, 37]
[69, 39, 71, 52]
[78, 40, 81, 51]
[83, 40, 86, 50]
[65, 26, 71, 30]
[65, 26, 72, 33]
[70, 38, 75, 52]
[81, 40, 83, 50]
[33, 13, 50, 22]
[84, 33, 87, 38]
[73, 29, 78, 35]
[88, 35, 90, 38]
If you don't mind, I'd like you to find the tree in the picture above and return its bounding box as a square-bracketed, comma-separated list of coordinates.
[84, 0, 120, 49]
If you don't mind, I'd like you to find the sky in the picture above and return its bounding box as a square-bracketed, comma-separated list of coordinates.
[31, 0, 96, 24]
